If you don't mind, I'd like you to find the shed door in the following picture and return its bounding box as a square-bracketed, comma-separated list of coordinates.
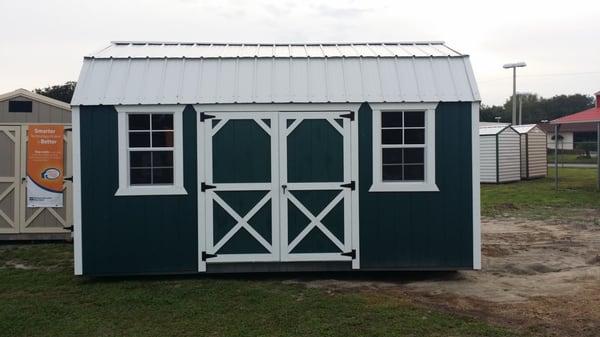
[279, 112, 354, 262]
[202, 112, 280, 263]
[0, 126, 20, 234]
[19, 126, 72, 233]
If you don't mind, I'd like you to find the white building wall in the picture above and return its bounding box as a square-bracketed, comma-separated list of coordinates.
[497, 128, 521, 183]
[479, 136, 497, 183]
[546, 132, 574, 150]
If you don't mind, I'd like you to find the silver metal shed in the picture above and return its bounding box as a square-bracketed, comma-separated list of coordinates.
[512, 124, 547, 179]
[479, 124, 521, 183]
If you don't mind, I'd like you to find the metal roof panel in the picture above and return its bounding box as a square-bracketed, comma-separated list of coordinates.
[72, 41, 479, 105]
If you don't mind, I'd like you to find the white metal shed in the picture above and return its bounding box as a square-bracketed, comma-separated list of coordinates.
[479, 125, 521, 183]
[512, 124, 547, 179]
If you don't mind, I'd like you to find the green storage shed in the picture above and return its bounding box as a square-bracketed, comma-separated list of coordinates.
[71, 41, 481, 276]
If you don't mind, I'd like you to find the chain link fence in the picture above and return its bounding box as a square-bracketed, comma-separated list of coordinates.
[548, 139, 598, 166]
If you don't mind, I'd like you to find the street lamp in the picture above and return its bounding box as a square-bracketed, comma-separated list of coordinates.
[503, 62, 527, 125]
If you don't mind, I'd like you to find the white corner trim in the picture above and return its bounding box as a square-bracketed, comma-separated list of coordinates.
[472, 102, 482, 270]
[72, 106, 83, 275]
[115, 105, 186, 196]
[369, 102, 439, 193]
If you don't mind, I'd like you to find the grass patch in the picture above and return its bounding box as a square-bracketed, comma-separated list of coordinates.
[547, 153, 597, 164]
[0, 244, 519, 337]
[481, 168, 599, 218]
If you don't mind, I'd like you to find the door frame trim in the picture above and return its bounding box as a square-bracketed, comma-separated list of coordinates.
[0, 125, 20, 234]
[195, 103, 361, 272]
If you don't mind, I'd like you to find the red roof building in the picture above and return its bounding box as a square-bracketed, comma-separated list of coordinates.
[551, 91, 600, 124]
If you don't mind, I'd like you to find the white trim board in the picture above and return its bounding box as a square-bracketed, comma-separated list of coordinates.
[71, 107, 83, 275]
[114, 105, 187, 196]
[471, 102, 482, 270]
[369, 103, 439, 192]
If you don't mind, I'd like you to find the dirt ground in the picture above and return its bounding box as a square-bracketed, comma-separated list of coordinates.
[288, 210, 600, 337]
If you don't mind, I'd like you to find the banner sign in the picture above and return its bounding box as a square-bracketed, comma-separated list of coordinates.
[27, 125, 64, 208]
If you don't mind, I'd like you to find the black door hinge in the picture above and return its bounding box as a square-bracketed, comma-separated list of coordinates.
[201, 182, 217, 192]
[341, 249, 356, 259]
[340, 181, 355, 190]
[64, 176, 73, 182]
[64, 225, 74, 232]
[340, 111, 354, 121]
[200, 112, 216, 122]
[202, 252, 218, 261]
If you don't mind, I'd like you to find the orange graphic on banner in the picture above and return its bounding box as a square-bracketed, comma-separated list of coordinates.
[27, 125, 64, 193]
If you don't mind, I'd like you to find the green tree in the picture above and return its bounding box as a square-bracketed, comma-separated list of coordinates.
[34, 81, 76, 103]
[480, 93, 595, 124]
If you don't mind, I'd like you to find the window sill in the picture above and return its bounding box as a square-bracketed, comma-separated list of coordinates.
[369, 182, 440, 192]
[114, 185, 188, 196]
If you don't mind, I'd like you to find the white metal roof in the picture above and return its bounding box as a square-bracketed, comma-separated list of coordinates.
[72, 41, 480, 106]
[480, 124, 512, 135]
[511, 124, 540, 134]
[92, 41, 465, 58]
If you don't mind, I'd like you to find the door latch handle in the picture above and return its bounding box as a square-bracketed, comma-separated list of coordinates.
[282, 184, 287, 194]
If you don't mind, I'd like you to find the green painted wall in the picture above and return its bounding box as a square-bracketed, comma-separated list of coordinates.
[80, 105, 198, 275]
[79, 102, 473, 274]
[358, 102, 474, 269]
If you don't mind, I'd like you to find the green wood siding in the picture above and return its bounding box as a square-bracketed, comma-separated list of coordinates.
[358, 102, 473, 269]
[80, 105, 198, 275]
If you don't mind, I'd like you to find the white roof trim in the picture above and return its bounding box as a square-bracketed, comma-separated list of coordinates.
[511, 124, 539, 134]
[89, 41, 466, 59]
[0, 88, 71, 111]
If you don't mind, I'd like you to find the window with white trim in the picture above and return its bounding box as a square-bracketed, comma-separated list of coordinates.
[115, 105, 186, 196]
[370, 103, 439, 192]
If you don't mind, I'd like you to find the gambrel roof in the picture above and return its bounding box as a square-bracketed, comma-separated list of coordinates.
[71, 41, 480, 106]
[0, 88, 71, 110]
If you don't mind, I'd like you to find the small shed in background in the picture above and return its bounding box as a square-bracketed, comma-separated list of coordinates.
[480, 124, 521, 183]
[512, 124, 547, 179]
[0, 88, 72, 239]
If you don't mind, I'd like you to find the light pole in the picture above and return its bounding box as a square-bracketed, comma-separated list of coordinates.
[517, 91, 531, 125]
[503, 62, 527, 125]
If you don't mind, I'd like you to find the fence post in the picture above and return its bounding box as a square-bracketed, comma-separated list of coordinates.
[555, 124, 559, 191]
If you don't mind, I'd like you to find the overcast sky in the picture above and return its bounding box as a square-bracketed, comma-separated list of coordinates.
[1, 0, 598, 105]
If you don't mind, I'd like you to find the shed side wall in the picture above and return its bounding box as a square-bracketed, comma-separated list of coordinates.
[359, 102, 473, 269]
[527, 128, 548, 178]
[479, 136, 498, 183]
[0, 95, 71, 124]
[497, 129, 521, 182]
[80, 105, 198, 275]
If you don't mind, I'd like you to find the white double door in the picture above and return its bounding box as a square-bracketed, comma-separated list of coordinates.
[199, 111, 358, 270]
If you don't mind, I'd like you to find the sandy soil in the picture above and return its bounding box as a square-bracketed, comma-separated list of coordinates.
[286, 210, 600, 336]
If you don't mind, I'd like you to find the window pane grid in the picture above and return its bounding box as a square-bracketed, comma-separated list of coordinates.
[380, 110, 426, 182]
[127, 113, 175, 186]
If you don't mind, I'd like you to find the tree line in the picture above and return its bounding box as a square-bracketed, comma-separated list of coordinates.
[480, 93, 595, 124]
